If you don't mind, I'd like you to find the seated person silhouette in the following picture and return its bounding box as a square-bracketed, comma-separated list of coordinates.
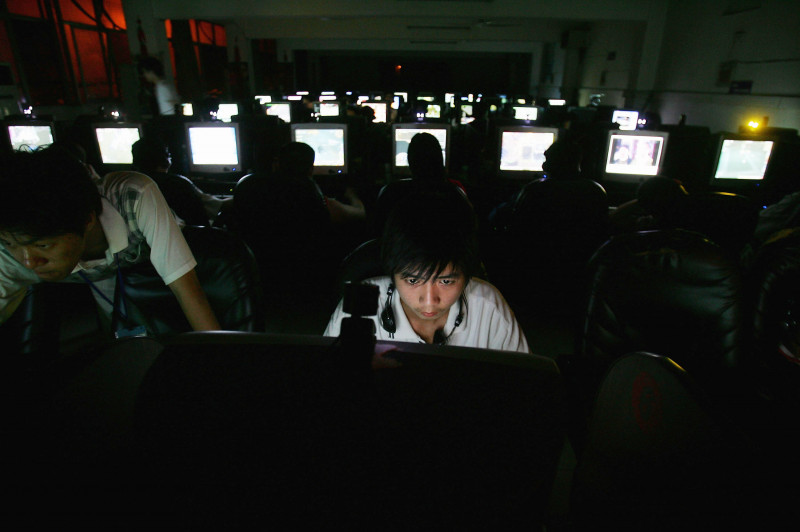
[234, 142, 364, 301]
[0, 146, 219, 333]
[325, 188, 530, 353]
[609, 176, 689, 234]
[374, 132, 468, 235]
[131, 137, 229, 226]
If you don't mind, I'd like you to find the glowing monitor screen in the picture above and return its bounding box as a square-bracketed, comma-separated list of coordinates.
[95, 127, 141, 164]
[513, 106, 538, 121]
[612, 110, 639, 131]
[8, 125, 54, 151]
[216, 103, 239, 123]
[500, 130, 557, 172]
[394, 128, 448, 167]
[181, 103, 194, 116]
[362, 102, 387, 123]
[605, 133, 666, 176]
[255, 95, 272, 104]
[188, 126, 239, 166]
[425, 104, 442, 119]
[266, 103, 292, 123]
[293, 127, 346, 168]
[714, 139, 774, 180]
[319, 102, 340, 117]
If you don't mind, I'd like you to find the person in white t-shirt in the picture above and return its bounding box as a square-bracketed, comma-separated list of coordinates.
[139, 56, 179, 115]
[324, 187, 530, 354]
[0, 147, 219, 332]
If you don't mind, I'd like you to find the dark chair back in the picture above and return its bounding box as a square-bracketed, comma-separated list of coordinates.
[121, 226, 264, 334]
[565, 229, 745, 452]
[672, 191, 759, 254]
[569, 352, 760, 529]
[488, 177, 609, 316]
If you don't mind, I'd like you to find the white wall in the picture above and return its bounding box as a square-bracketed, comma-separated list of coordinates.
[651, 0, 800, 131]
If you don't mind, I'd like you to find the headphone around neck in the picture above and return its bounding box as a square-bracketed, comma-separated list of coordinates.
[380, 283, 464, 345]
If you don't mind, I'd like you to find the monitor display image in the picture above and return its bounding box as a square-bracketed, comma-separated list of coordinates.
[612, 110, 639, 131]
[392, 124, 450, 173]
[713, 138, 774, 180]
[216, 103, 239, 123]
[425, 104, 442, 119]
[266, 102, 292, 123]
[180, 103, 194, 116]
[319, 102, 340, 117]
[513, 106, 538, 121]
[255, 95, 272, 105]
[95, 125, 141, 164]
[7, 124, 54, 151]
[362, 101, 387, 123]
[498, 127, 558, 173]
[604, 131, 668, 176]
[186, 123, 240, 172]
[291, 123, 348, 175]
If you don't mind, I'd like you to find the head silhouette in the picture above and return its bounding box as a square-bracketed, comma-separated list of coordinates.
[407, 132, 445, 183]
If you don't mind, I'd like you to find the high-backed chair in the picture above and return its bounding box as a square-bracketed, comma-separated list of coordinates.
[486, 177, 609, 317]
[569, 352, 763, 529]
[672, 191, 760, 255]
[121, 225, 264, 334]
[335, 238, 383, 297]
[745, 228, 800, 410]
[565, 229, 746, 451]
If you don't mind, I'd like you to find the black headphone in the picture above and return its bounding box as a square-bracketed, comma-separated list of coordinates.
[380, 283, 464, 345]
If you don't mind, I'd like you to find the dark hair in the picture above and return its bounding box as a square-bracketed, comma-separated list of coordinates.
[407, 132, 445, 183]
[132, 137, 170, 173]
[138, 56, 165, 78]
[381, 186, 480, 282]
[278, 141, 315, 180]
[0, 147, 102, 239]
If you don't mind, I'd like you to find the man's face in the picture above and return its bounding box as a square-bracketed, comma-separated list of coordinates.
[393, 265, 466, 325]
[0, 231, 88, 281]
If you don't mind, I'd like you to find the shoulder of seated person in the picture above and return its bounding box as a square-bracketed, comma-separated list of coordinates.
[100, 170, 157, 189]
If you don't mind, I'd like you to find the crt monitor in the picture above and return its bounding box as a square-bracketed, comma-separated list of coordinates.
[711, 135, 775, 183]
[361, 101, 387, 123]
[185, 122, 242, 174]
[604, 130, 669, 177]
[513, 106, 538, 121]
[391, 123, 451, 175]
[266, 102, 292, 123]
[424, 104, 442, 119]
[5, 120, 55, 151]
[612, 110, 639, 131]
[497, 126, 559, 175]
[94, 123, 142, 165]
[216, 103, 239, 123]
[318, 102, 341, 117]
[291, 123, 348, 175]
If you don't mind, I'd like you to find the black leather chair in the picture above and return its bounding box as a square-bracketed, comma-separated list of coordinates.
[121, 225, 264, 334]
[745, 228, 800, 408]
[569, 352, 763, 529]
[335, 238, 383, 297]
[485, 177, 609, 317]
[672, 191, 760, 255]
[564, 229, 746, 452]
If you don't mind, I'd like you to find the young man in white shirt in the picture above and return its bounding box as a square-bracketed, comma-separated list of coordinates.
[325, 187, 530, 354]
[0, 147, 219, 333]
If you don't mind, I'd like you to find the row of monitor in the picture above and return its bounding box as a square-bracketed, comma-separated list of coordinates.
[2, 119, 777, 183]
